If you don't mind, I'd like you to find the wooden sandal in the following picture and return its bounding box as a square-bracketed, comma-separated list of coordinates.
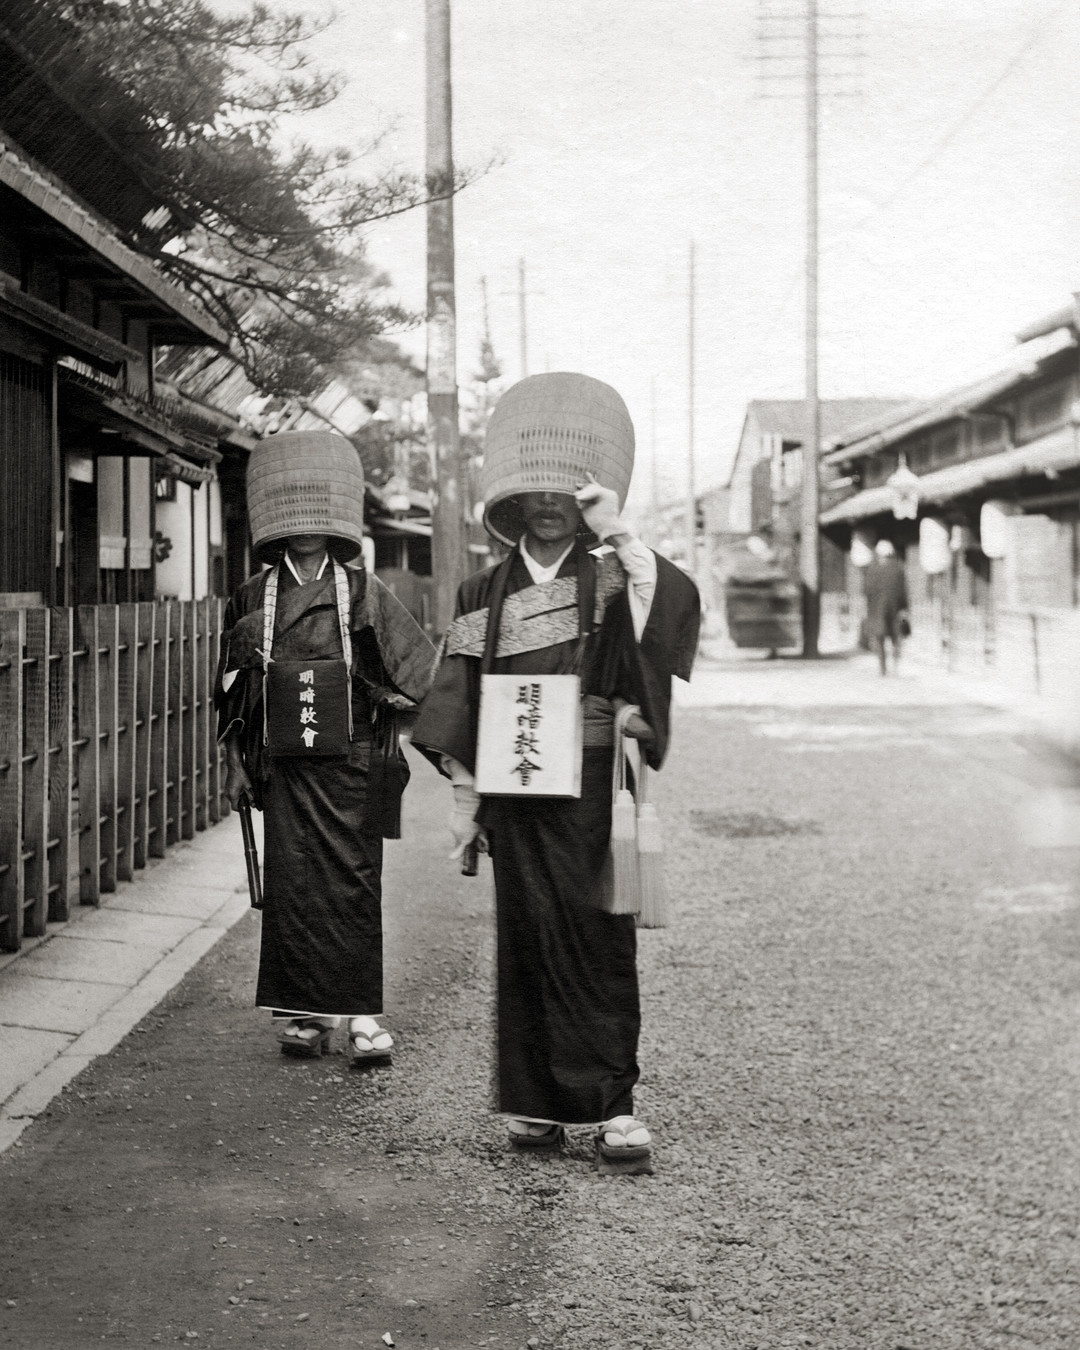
[277, 1019, 333, 1058]
[348, 1018, 393, 1064]
[507, 1119, 565, 1151]
[595, 1116, 653, 1175]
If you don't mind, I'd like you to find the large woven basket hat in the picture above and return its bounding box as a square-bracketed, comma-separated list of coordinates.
[247, 430, 366, 564]
[480, 373, 635, 546]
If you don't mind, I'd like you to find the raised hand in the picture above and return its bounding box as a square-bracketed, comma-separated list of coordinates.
[574, 472, 624, 540]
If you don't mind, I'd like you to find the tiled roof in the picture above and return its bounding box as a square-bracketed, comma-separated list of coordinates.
[821, 425, 1080, 524]
[822, 327, 1077, 464]
[748, 398, 909, 443]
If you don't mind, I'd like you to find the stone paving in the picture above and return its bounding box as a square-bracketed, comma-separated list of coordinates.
[0, 814, 253, 1151]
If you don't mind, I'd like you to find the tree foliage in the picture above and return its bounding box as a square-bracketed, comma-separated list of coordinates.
[15, 0, 465, 395]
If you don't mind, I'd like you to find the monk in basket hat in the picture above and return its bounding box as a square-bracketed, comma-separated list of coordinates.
[216, 430, 437, 1063]
[413, 373, 700, 1172]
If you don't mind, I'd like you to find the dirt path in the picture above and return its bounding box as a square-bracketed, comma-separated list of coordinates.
[4, 691, 1080, 1350]
[0, 753, 542, 1350]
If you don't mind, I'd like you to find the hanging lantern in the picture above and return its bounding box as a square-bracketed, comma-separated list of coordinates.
[887, 451, 920, 520]
[850, 526, 875, 568]
[979, 499, 1017, 560]
[919, 517, 951, 575]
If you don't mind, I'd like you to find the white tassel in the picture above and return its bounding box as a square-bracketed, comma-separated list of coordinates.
[635, 797, 668, 928]
[610, 786, 640, 914]
[608, 704, 641, 915]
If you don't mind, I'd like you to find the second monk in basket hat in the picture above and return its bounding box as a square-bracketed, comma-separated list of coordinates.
[412, 373, 700, 1170]
[216, 430, 437, 1063]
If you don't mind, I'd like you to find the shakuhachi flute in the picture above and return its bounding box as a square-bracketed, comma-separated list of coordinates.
[238, 791, 263, 909]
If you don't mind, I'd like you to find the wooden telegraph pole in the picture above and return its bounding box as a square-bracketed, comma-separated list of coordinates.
[800, 0, 821, 657]
[756, 0, 862, 657]
[426, 0, 466, 634]
[518, 257, 529, 380]
[686, 240, 697, 579]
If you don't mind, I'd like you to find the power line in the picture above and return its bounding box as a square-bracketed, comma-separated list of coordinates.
[836, 0, 1068, 239]
[738, 2, 1066, 388]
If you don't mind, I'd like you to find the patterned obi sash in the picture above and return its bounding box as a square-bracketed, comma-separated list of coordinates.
[444, 555, 625, 661]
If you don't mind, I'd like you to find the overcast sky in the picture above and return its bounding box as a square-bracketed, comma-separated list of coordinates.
[268, 0, 1078, 509]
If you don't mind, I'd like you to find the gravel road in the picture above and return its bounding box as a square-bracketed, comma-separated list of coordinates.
[2, 680, 1079, 1350]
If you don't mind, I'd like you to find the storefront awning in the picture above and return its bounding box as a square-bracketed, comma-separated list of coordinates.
[821, 425, 1080, 524]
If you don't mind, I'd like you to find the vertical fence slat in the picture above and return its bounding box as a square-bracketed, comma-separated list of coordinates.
[98, 604, 119, 894]
[166, 600, 183, 848]
[207, 597, 225, 824]
[0, 599, 229, 938]
[48, 607, 73, 922]
[194, 598, 210, 832]
[149, 601, 170, 858]
[21, 609, 49, 938]
[76, 605, 101, 905]
[217, 597, 230, 820]
[0, 610, 25, 950]
[180, 602, 196, 841]
[115, 603, 138, 883]
[133, 603, 154, 870]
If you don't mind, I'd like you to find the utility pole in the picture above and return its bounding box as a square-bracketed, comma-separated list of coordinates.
[650, 375, 660, 549]
[800, 0, 821, 657]
[685, 240, 697, 579]
[426, 0, 466, 634]
[756, 0, 862, 657]
[518, 257, 528, 380]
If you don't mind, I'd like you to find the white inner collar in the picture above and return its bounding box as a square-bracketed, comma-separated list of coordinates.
[519, 537, 575, 584]
[284, 550, 329, 584]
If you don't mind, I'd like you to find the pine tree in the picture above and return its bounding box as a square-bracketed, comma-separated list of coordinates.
[5, 0, 468, 395]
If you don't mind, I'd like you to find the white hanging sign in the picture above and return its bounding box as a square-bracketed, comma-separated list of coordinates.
[475, 674, 583, 798]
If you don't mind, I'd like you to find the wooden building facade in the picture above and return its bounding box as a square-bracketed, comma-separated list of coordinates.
[820, 313, 1080, 732]
[0, 29, 238, 949]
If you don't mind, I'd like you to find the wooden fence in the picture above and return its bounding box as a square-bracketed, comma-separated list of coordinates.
[0, 599, 229, 953]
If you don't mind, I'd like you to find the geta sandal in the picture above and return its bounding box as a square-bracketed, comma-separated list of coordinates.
[595, 1115, 653, 1175]
[348, 1017, 393, 1064]
[277, 1019, 333, 1058]
[507, 1119, 565, 1151]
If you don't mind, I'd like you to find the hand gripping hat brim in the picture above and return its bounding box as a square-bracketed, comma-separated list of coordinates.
[480, 373, 635, 546]
[246, 430, 366, 564]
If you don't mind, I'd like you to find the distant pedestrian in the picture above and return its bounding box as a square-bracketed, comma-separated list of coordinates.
[863, 539, 909, 675]
[412, 373, 700, 1173]
[216, 431, 437, 1063]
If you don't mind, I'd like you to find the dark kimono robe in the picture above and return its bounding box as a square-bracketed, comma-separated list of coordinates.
[216, 563, 436, 1017]
[863, 556, 909, 641]
[412, 541, 699, 1124]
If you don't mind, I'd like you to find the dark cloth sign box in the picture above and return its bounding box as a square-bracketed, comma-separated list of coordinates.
[265, 659, 351, 758]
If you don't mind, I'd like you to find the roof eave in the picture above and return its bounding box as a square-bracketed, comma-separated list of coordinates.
[824, 333, 1077, 466]
[0, 136, 227, 349]
[1014, 299, 1078, 346]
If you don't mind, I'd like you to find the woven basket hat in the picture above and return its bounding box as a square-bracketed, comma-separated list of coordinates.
[247, 430, 365, 564]
[481, 373, 635, 546]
